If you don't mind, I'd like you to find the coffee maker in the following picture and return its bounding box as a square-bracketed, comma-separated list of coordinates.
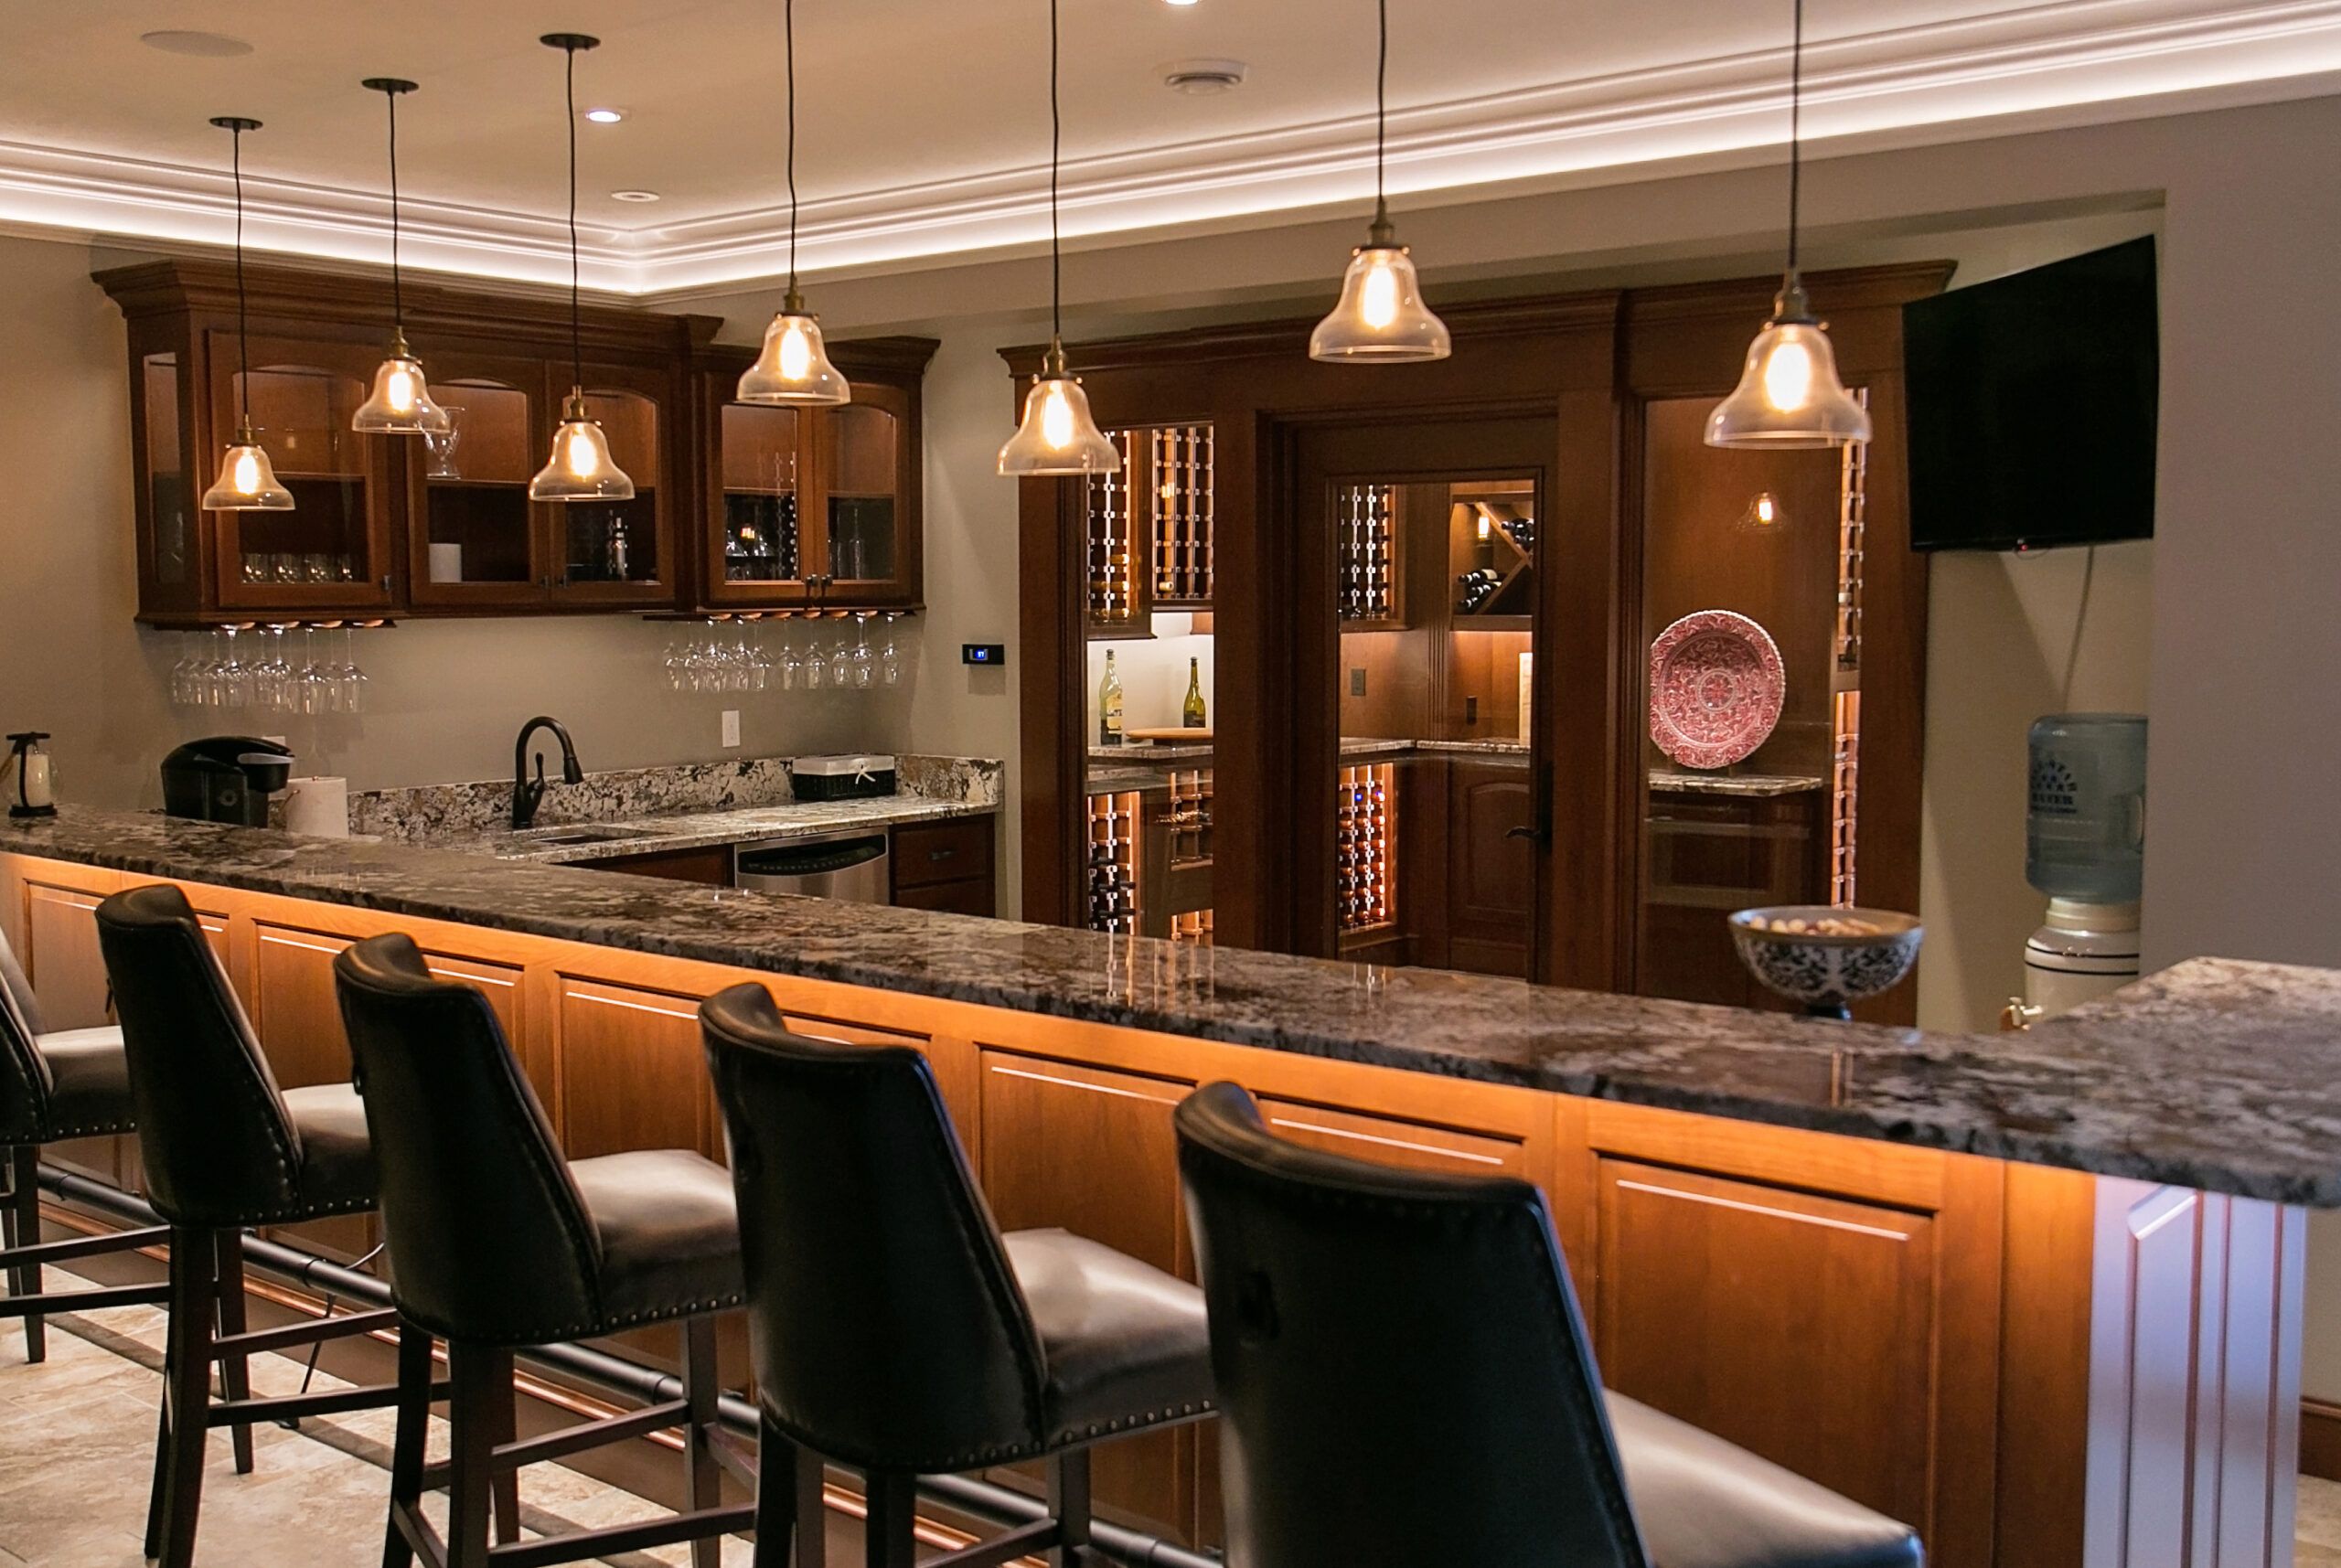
[161, 738, 295, 827]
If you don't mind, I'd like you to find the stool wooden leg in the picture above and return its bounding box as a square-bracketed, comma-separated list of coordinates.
[488, 1348, 519, 1546]
[683, 1316, 722, 1568]
[154, 1224, 218, 1568]
[796, 1443, 828, 1568]
[444, 1340, 500, 1568]
[751, 1413, 798, 1568]
[1047, 1448, 1093, 1568]
[861, 1471, 916, 1568]
[213, 1229, 255, 1474]
[7, 1146, 44, 1363]
[381, 1321, 433, 1568]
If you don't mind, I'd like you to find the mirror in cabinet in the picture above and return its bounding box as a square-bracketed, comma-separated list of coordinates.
[208, 334, 399, 611]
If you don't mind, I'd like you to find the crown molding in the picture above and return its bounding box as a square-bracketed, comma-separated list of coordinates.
[2, 0, 2336, 296]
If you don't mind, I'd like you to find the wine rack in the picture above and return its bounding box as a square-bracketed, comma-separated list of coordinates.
[1337, 484, 1397, 623]
[1084, 429, 1144, 631]
[1832, 689, 1861, 907]
[1835, 389, 1869, 670]
[1167, 768, 1213, 869]
[1085, 790, 1142, 933]
[1150, 425, 1214, 604]
[1170, 910, 1215, 945]
[1335, 763, 1395, 933]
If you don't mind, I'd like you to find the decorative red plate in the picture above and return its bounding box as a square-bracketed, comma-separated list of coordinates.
[1648, 610, 1785, 769]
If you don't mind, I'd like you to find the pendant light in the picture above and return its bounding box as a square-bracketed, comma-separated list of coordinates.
[737, 0, 850, 406]
[1705, 0, 1871, 449]
[998, 0, 1119, 477]
[1309, 0, 1449, 364]
[530, 34, 635, 503]
[200, 116, 294, 513]
[352, 79, 451, 435]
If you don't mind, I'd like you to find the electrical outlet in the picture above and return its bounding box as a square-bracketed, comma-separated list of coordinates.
[1350, 668, 1366, 697]
[721, 710, 741, 748]
[1465, 695, 1479, 725]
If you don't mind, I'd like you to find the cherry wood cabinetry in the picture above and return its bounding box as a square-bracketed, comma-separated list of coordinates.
[686, 338, 937, 613]
[3, 851, 2302, 1568]
[96, 261, 934, 622]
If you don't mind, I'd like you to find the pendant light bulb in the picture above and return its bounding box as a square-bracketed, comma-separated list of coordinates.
[205, 115, 294, 514]
[738, 291, 850, 405]
[202, 421, 295, 511]
[1707, 0, 1868, 449]
[999, 341, 1120, 476]
[737, 0, 850, 407]
[1310, 0, 1449, 365]
[531, 390, 635, 502]
[535, 35, 636, 501]
[1310, 211, 1451, 362]
[352, 79, 449, 434]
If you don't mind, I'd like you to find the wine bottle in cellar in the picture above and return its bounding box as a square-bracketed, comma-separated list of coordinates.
[1182, 657, 1206, 729]
[1098, 651, 1124, 746]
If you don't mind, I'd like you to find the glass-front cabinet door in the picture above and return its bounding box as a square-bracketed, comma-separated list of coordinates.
[406, 354, 546, 608]
[554, 370, 669, 605]
[818, 390, 912, 600]
[708, 401, 805, 605]
[207, 333, 399, 612]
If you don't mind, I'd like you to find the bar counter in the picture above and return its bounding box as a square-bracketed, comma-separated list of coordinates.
[4, 805, 2333, 1566]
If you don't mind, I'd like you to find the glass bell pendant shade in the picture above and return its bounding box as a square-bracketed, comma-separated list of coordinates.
[737, 292, 850, 406]
[999, 342, 1121, 476]
[1309, 215, 1451, 363]
[201, 422, 295, 511]
[352, 330, 453, 434]
[530, 389, 636, 502]
[1706, 275, 1872, 449]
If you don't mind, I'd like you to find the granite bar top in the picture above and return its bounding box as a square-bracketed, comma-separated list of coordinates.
[11, 806, 2341, 1205]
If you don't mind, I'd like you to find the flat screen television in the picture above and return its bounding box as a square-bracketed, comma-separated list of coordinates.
[1903, 236, 2159, 552]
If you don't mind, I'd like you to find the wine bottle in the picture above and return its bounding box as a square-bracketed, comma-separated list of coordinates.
[1098, 651, 1124, 746]
[1182, 657, 1206, 729]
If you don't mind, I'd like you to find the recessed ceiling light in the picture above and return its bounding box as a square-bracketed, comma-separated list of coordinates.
[1161, 59, 1246, 95]
[610, 188, 661, 203]
[139, 29, 253, 58]
[1163, 0, 1200, 6]
[584, 107, 625, 124]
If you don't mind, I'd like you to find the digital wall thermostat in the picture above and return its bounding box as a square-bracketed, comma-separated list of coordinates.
[962, 644, 1007, 667]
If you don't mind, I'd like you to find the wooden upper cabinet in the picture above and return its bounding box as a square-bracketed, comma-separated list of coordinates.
[689, 337, 935, 612]
[96, 257, 718, 625]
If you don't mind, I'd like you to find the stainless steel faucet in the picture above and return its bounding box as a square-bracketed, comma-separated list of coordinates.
[511, 717, 584, 830]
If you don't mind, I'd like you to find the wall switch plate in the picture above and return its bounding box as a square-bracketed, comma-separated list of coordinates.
[1350, 668, 1366, 697]
[721, 710, 741, 748]
[963, 644, 1006, 667]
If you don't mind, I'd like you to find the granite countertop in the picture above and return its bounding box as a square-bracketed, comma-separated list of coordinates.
[12, 806, 2341, 1205]
[440, 796, 996, 866]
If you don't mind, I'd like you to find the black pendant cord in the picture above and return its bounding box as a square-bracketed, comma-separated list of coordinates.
[1787, 0, 1803, 276]
[786, 0, 799, 295]
[1374, 0, 1388, 220]
[387, 90, 404, 327]
[1049, 0, 1062, 346]
[231, 126, 250, 426]
[564, 42, 583, 390]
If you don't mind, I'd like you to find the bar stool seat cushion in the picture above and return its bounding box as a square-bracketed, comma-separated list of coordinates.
[278, 1083, 382, 1216]
[33, 1026, 136, 1139]
[568, 1148, 746, 1330]
[1609, 1392, 1921, 1568]
[1001, 1227, 1213, 1445]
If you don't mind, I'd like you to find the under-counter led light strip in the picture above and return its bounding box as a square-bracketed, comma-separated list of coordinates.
[0, 0, 2335, 293]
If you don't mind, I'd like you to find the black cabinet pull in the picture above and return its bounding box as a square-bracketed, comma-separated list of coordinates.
[1506, 825, 1548, 844]
[930, 848, 955, 861]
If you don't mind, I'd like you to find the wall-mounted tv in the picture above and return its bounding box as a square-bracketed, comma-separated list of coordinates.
[1903, 236, 2159, 552]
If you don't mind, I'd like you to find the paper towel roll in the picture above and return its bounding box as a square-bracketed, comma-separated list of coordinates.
[283, 776, 349, 838]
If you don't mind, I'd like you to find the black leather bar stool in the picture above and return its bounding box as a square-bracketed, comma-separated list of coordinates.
[335, 932, 754, 1568]
[94, 884, 423, 1568]
[700, 982, 1215, 1568]
[0, 924, 171, 1360]
[1173, 1082, 1926, 1568]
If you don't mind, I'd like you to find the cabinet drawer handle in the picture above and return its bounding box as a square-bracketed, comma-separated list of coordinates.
[929, 848, 956, 861]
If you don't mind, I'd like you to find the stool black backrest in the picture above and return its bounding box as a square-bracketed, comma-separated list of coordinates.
[1173, 1080, 1649, 1568]
[700, 982, 1047, 1473]
[0, 929, 54, 1141]
[94, 885, 303, 1229]
[333, 933, 602, 1345]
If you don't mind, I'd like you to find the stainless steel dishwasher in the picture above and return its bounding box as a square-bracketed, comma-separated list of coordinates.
[733, 827, 892, 902]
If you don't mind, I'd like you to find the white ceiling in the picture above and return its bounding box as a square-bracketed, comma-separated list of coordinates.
[2, 0, 2337, 294]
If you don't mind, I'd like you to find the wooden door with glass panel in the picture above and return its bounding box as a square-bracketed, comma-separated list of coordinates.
[206, 333, 400, 612]
[551, 363, 671, 606]
[402, 349, 550, 609]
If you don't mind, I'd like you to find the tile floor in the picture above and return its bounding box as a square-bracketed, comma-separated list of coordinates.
[6, 1285, 2341, 1565]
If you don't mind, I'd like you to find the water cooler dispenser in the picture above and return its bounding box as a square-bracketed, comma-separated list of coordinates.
[2022, 713, 2146, 1018]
